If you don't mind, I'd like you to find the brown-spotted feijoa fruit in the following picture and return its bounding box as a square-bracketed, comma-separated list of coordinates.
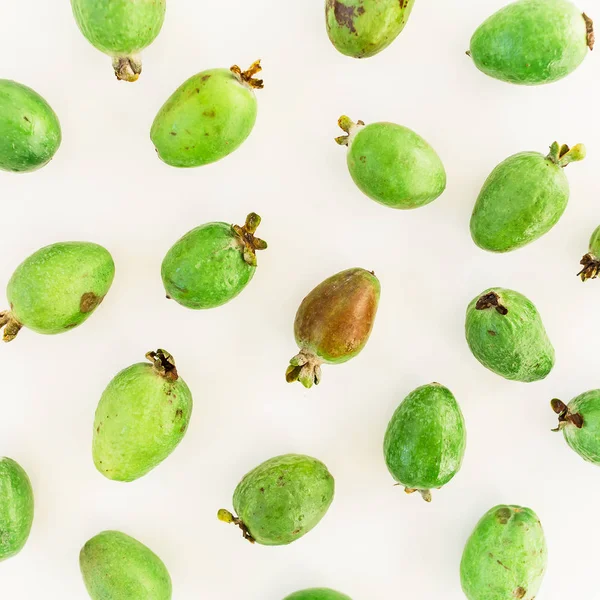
[286, 268, 380, 388]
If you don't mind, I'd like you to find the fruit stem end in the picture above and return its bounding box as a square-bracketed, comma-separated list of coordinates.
[584, 13, 594, 50]
[232, 213, 267, 267]
[112, 55, 142, 82]
[475, 292, 508, 315]
[404, 487, 433, 502]
[551, 398, 583, 431]
[547, 142, 586, 167]
[145, 349, 178, 381]
[231, 61, 264, 89]
[217, 509, 255, 543]
[335, 115, 365, 146]
[286, 351, 323, 389]
[0, 311, 22, 342]
[577, 253, 600, 281]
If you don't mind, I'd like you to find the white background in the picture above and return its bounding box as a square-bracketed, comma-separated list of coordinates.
[1, 0, 599, 598]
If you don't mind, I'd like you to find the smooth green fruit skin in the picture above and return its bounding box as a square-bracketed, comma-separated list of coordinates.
[347, 123, 446, 209]
[470, 0, 590, 85]
[233, 454, 335, 546]
[71, 0, 166, 55]
[465, 288, 554, 382]
[7, 242, 114, 335]
[325, 0, 416, 58]
[589, 225, 600, 256]
[383, 383, 466, 491]
[0, 80, 61, 173]
[284, 589, 351, 600]
[80, 531, 172, 600]
[461, 505, 547, 600]
[470, 152, 569, 252]
[151, 69, 257, 167]
[562, 390, 600, 465]
[162, 222, 253, 309]
[93, 362, 192, 482]
[0, 458, 34, 562]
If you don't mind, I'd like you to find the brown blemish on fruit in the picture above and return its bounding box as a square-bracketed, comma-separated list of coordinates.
[201, 75, 211, 82]
[170, 131, 177, 136]
[259, 487, 265, 493]
[175, 409, 183, 418]
[292, 528, 301, 535]
[487, 330, 497, 336]
[203, 110, 216, 117]
[80, 292, 103, 313]
[496, 507, 512, 524]
[514, 587, 526, 599]
[497, 559, 511, 571]
[329, 0, 357, 33]
[23, 116, 30, 123]
[584, 13, 594, 50]
[476, 291, 508, 315]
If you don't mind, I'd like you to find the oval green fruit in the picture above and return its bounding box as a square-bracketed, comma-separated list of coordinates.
[337, 116, 446, 209]
[284, 589, 351, 600]
[469, 0, 594, 85]
[470, 142, 585, 252]
[161, 213, 267, 309]
[577, 225, 600, 281]
[325, 0, 415, 58]
[461, 505, 547, 600]
[286, 268, 380, 388]
[93, 349, 192, 482]
[0, 80, 61, 173]
[0, 458, 34, 562]
[0, 241, 115, 342]
[551, 392, 600, 465]
[71, 0, 166, 82]
[80, 530, 172, 600]
[465, 288, 554, 382]
[151, 62, 262, 167]
[383, 383, 466, 502]
[218, 454, 334, 546]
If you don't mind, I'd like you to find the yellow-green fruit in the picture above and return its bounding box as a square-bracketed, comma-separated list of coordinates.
[80, 530, 172, 600]
[151, 62, 262, 168]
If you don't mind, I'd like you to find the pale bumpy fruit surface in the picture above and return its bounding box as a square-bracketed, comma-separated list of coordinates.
[0, 80, 61, 173]
[0, 458, 34, 562]
[469, 0, 593, 85]
[2, 242, 115, 342]
[80, 530, 172, 600]
[325, 0, 416, 58]
[151, 63, 262, 167]
[219, 454, 334, 546]
[461, 505, 547, 600]
[465, 288, 554, 382]
[93, 350, 192, 482]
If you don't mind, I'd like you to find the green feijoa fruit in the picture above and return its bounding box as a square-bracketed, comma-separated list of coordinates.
[161, 213, 267, 310]
[336, 116, 446, 209]
[151, 61, 262, 168]
[577, 225, 600, 281]
[0, 80, 61, 173]
[383, 383, 466, 502]
[325, 0, 415, 58]
[218, 454, 334, 546]
[551, 392, 600, 465]
[465, 288, 554, 382]
[80, 530, 172, 600]
[284, 589, 351, 600]
[286, 268, 380, 389]
[71, 0, 166, 82]
[93, 349, 192, 482]
[461, 505, 547, 600]
[470, 142, 585, 252]
[0, 242, 115, 342]
[469, 0, 594, 85]
[0, 458, 34, 562]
